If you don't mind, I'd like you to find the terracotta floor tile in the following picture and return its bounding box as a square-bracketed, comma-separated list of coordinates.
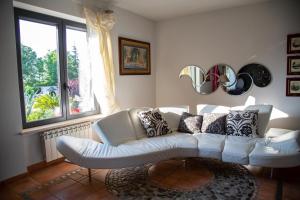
[77, 177, 106, 191]
[47, 178, 77, 194]
[92, 169, 110, 183]
[256, 177, 277, 200]
[54, 182, 95, 200]
[7, 176, 41, 194]
[283, 181, 300, 200]
[27, 188, 58, 200]
[30, 162, 80, 183]
[0, 185, 22, 200]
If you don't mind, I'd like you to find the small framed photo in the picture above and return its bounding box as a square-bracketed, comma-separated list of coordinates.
[286, 77, 300, 96]
[118, 37, 151, 75]
[287, 56, 300, 75]
[287, 33, 300, 54]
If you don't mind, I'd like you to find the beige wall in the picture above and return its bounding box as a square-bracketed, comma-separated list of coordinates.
[155, 0, 300, 130]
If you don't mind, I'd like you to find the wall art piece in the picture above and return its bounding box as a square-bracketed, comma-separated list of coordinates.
[179, 62, 272, 96]
[225, 73, 253, 95]
[238, 63, 271, 87]
[287, 33, 300, 54]
[118, 37, 151, 75]
[287, 56, 300, 75]
[179, 64, 236, 95]
[286, 77, 300, 96]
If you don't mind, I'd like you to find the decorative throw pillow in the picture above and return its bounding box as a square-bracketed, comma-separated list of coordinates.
[201, 113, 227, 134]
[177, 112, 203, 134]
[226, 110, 258, 137]
[138, 110, 171, 137]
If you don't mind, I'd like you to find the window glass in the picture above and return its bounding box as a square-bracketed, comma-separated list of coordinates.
[66, 27, 95, 115]
[19, 19, 62, 122]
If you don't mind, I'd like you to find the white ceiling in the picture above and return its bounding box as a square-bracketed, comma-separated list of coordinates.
[113, 0, 273, 21]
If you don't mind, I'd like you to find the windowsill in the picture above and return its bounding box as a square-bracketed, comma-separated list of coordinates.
[20, 114, 104, 135]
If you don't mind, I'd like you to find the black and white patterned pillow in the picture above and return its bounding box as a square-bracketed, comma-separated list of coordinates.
[201, 113, 227, 135]
[226, 110, 258, 137]
[177, 112, 203, 134]
[138, 110, 170, 137]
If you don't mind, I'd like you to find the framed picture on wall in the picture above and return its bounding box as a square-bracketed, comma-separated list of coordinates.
[286, 77, 300, 96]
[118, 37, 151, 75]
[287, 56, 300, 75]
[287, 33, 300, 54]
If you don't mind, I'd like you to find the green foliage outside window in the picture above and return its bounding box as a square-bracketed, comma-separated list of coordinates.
[21, 44, 80, 122]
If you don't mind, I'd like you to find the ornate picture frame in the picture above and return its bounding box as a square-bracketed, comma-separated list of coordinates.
[118, 37, 151, 75]
[286, 77, 300, 96]
[287, 56, 300, 75]
[287, 33, 300, 54]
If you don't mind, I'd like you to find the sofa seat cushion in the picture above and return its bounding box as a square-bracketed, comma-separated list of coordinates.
[57, 133, 198, 169]
[194, 133, 226, 160]
[222, 136, 260, 165]
[93, 110, 137, 146]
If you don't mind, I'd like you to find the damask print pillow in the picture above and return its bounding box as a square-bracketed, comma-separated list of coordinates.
[138, 110, 171, 137]
[177, 112, 203, 134]
[201, 113, 227, 135]
[226, 110, 258, 137]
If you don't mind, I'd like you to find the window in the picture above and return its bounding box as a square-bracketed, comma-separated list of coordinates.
[15, 8, 99, 128]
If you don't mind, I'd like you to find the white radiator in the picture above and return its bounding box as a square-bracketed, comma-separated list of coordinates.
[41, 122, 93, 162]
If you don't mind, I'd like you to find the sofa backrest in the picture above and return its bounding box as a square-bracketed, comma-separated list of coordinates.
[128, 107, 152, 139]
[231, 104, 273, 137]
[157, 106, 189, 131]
[93, 110, 136, 146]
[197, 104, 230, 115]
[197, 104, 273, 137]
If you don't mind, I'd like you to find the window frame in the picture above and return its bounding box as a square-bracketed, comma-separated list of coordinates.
[14, 8, 100, 129]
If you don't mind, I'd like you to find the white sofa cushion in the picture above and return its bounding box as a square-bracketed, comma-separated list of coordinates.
[249, 143, 300, 168]
[194, 133, 226, 160]
[226, 110, 258, 137]
[222, 136, 259, 165]
[197, 104, 230, 115]
[157, 106, 189, 132]
[138, 110, 171, 137]
[231, 105, 272, 137]
[57, 133, 198, 169]
[128, 107, 152, 139]
[93, 110, 136, 146]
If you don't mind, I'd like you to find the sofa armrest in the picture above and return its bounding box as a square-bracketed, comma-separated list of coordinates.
[268, 130, 300, 152]
[265, 128, 292, 138]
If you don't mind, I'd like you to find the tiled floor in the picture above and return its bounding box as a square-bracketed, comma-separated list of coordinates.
[0, 159, 299, 200]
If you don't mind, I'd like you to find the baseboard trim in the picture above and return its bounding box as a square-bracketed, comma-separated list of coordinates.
[0, 158, 65, 184]
[27, 157, 65, 173]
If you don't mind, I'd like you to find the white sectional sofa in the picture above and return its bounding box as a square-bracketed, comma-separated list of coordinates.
[57, 104, 300, 170]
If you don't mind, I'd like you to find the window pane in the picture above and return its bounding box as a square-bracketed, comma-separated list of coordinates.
[66, 27, 95, 115]
[19, 19, 62, 122]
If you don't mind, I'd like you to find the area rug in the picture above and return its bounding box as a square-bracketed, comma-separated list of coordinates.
[105, 158, 257, 200]
[19, 158, 261, 200]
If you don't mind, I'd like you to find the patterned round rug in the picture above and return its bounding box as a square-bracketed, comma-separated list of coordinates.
[105, 158, 257, 200]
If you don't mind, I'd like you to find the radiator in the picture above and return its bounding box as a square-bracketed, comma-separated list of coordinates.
[41, 122, 93, 162]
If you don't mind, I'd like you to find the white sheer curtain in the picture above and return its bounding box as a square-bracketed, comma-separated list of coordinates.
[83, 7, 120, 115]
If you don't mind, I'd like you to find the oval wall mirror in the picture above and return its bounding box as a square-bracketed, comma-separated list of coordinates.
[225, 73, 253, 95]
[179, 65, 216, 94]
[238, 63, 271, 87]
